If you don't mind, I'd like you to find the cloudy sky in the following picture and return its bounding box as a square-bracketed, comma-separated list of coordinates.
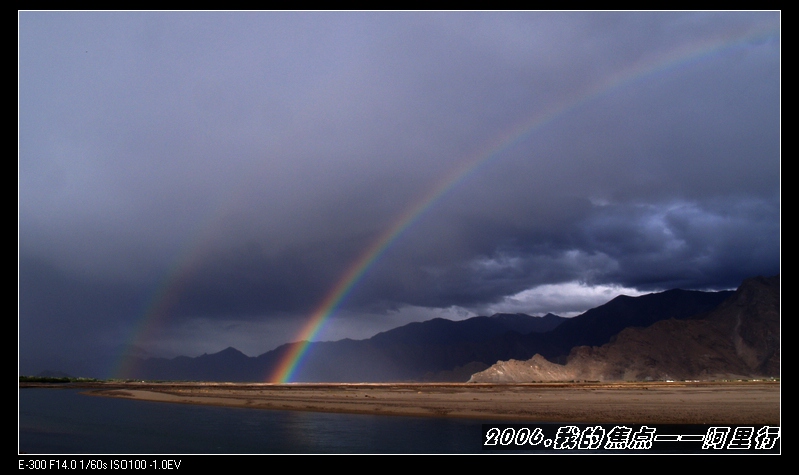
[19, 11, 780, 378]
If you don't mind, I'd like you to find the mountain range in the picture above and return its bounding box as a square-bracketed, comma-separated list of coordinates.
[114, 276, 776, 382]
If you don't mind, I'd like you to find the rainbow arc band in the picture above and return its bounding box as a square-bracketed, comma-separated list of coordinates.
[268, 28, 777, 383]
[111, 26, 778, 383]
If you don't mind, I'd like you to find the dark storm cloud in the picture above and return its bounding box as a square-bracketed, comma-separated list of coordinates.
[19, 12, 779, 373]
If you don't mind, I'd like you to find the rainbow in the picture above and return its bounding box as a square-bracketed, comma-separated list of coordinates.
[270, 27, 778, 382]
[111, 25, 778, 382]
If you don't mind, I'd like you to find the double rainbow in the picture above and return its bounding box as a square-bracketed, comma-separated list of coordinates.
[113, 26, 777, 382]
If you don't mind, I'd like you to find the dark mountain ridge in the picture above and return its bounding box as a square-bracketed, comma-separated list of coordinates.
[122, 312, 567, 382]
[516, 287, 734, 363]
[119, 282, 741, 382]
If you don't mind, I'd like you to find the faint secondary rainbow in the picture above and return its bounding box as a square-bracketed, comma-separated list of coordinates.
[270, 27, 778, 383]
[113, 205, 226, 379]
[106, 25, 775, 382]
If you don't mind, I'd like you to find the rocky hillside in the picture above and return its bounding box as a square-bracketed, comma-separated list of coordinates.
[469, 275, 779, 382]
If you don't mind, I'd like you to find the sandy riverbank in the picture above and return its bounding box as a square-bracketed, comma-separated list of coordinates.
[59, 381, 781, 424]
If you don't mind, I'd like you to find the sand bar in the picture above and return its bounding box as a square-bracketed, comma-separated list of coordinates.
[28, 380, 779, 424]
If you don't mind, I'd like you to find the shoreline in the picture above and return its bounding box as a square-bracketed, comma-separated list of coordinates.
[23, 380, 780, 424]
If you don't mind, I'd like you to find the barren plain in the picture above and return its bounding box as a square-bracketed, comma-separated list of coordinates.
[54, 380, 781, 424]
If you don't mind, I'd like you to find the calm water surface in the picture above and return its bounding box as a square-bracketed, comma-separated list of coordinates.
[19, 388, 490, 454]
